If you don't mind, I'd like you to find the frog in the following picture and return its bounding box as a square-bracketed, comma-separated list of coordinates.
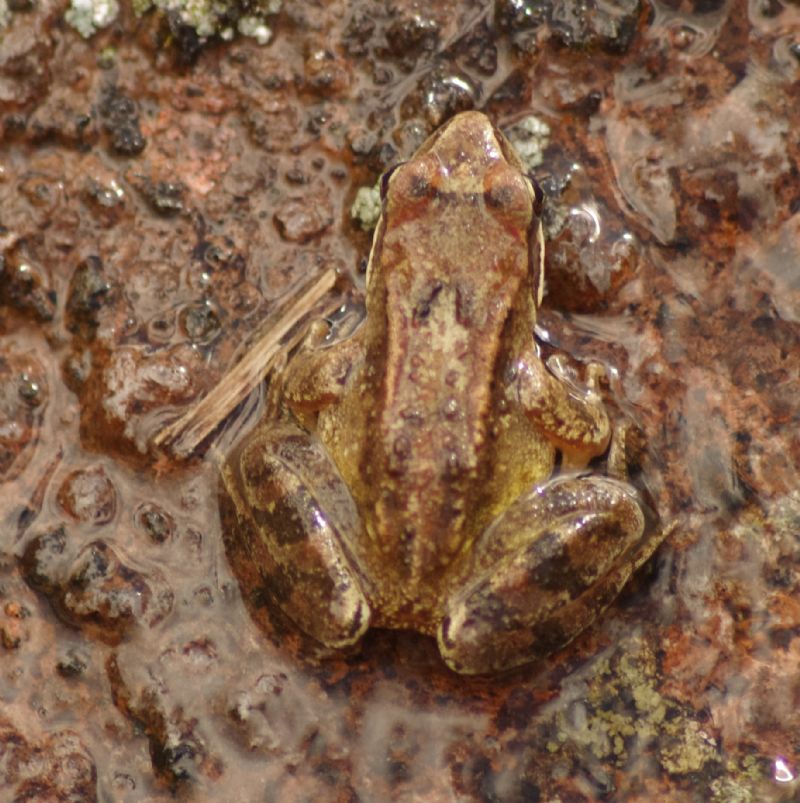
[220, 111, 664, 675]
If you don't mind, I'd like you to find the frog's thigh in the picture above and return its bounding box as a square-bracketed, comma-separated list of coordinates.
[438, 476, 646, 674]
[223, 423, 371, 649]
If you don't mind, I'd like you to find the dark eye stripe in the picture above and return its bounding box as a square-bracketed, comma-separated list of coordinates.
[528, 174, 544, 217]
[379, 162, 404, 201]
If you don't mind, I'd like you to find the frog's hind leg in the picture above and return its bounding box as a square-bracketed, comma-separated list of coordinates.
[438, 475, 650, 674]
[221, 422, 371, 649]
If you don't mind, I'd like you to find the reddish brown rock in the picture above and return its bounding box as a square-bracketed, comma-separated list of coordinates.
[57, 466, 118, 525]
[60, 540, 174, 642]
[0, 349, 47, 482]
[0, 246, 56, 322]
[0, 18, 53, 110]
[1, 2, 799, 799]
[0, 600, 30, 649]
[273, 192, 334, 243]
[133, 503, 176, 544]
[107, 646, 223, 789]
[77, 343, 216, 455]
[0, 717, 97, 801]
[22, 527, 174, 644]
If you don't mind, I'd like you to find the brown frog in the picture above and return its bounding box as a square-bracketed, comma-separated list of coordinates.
[220, 111, 663, 674]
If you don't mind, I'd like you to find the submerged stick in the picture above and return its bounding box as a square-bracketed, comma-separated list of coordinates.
[155, 270, 337, 458]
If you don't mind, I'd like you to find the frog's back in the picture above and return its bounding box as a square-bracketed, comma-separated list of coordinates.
[355, 120, 539, 599]
[310, 112, 542, 621]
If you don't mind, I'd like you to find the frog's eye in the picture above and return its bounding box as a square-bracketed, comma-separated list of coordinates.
[483, 166, 533, 227]
[405, 171, 433, 198]
[379, 162, 404, 201]
[484, 181, 517, 210]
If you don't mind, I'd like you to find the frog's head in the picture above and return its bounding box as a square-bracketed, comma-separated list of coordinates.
[370, 111, 545, 314]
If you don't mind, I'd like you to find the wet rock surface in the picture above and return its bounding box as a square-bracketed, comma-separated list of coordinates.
[1, 0, 800, 799]
[22, 521, 174, 643]
[0, 348, 47, 481]
[0, 717, 98, 801]
[57, 465, 118, 524]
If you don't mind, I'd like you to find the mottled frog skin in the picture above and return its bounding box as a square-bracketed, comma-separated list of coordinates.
[220, 111, 662, 674]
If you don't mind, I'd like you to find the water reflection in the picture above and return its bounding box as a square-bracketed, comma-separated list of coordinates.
[774, 757, 795, 784]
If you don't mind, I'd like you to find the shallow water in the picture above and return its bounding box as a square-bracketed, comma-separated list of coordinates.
[1, 1, 799, 799]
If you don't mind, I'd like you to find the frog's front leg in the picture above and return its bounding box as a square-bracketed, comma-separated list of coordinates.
[283, 326, 364, 423]
[438, 475, 647, 674]
[220, 422, 371, 648]
[511, 346, 611, 466]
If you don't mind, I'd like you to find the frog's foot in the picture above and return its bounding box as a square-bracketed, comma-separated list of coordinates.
[221, 422, 371, 649]
[437, 475, 648, 674]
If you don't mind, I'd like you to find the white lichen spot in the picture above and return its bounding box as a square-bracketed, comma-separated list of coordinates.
[132, 0, 281, 40]
[64, 0, 120, 38]
[505, 115, 552, 172]
[173, 0, 218, 38]
[350, 183, 381, 232]
[238, 15, 272, 45]
[0, 0, 10, 29]
[708, 776, 755, 803]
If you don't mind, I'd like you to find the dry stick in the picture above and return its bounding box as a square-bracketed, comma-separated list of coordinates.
[155, 270, 338, 458]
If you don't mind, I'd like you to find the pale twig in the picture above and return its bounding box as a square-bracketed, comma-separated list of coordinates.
[155, 270, 337, 458]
